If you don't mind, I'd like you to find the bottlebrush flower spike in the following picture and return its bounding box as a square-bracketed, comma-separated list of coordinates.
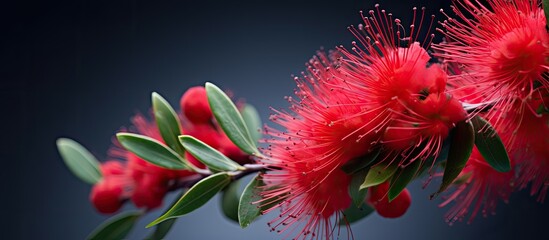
[439, 147, 515, 224]
[338, 6, 467, 166]
[507, 93, 549, 202]
[259, 5, 462, 239]
[260, 51, 380, 240]
[434, 0, 549, 130]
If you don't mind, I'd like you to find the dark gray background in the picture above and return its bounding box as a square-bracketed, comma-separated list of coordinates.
[3, 0, 547, 239]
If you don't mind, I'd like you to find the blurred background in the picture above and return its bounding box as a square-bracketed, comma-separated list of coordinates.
[3, 0, 548, 239]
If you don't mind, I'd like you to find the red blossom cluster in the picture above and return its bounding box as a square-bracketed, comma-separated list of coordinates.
[259, 0, 549, 239]
[260, 5, 466, 239]
[434, 0, 549, 223]
[90, 87, 250, 214]
[70, 1, 549, 239]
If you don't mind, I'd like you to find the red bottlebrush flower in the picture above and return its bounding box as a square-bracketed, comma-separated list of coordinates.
[434, 0, 549, 129]
[439, 147, 515, 224]
[338, 8, 466, 165]
[260, 56, 380, 239]
[259, 5, 455, 239]
[506, 93, 549, 202]
[181, 86, 213, 125]
[367, 182, 411, 218]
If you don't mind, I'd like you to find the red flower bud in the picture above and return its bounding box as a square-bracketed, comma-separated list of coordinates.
[180, 86, 213, 124]
[367, 182, 412, 219]
[90, 178, 124, 214]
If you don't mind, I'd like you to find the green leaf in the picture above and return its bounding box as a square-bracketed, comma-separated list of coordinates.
[238, 174, 263, 228]
[241, 104, 262, 143]
[144, 192, 183, 240]
[179, 135, 245, 172]
[116, 133, 188, 170]
[434, 135, 452, 163]
[341, 148, 381, 174]
[339, 203, 374, 225]
[56, 138, 102, 184]
[536, 103, 549, 115]
[147, 172, 231, 227]
[359, 162, 398, 190]
[87, 211, 142, 240]
[144, 219, 176, 240]
[205, 82, 259, 156]
[471, 116, 511, 172]
[349, 169, 369, 208]
[388, 159, 421, 202]
[152, 92, 185, 155]
[434, 120, 475, 197]
[221, 180, 241, 223]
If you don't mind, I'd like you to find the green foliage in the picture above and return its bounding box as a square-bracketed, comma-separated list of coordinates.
[341, 148, 381, 174]
[359, 162, 398, 190]
[241, 103, 263, 143]
[388, 159, 421, 202]
[238, 174, 263, 228]
[116, 133, 189, 170]
[205, 82, 260, 156]
[152, 92, 185, 155]
[221, 180, 241, 223]
[339, 203, 375, 226]
[87, 211, 142, 240]
[144, 193, 184, 240]
[349, 169, 369, 207]
[471, 116, 511, 172]
[179, 135, 244, 172]
[144, 219, 176, 240]
[434, 120, 475, 197]
[147, 172, 231, 227]
[56, 138, 102, 184]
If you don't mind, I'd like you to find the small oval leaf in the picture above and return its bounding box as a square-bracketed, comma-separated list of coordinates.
[221, 180, 241, 223]
[152, 92, 185, 155]
[205, 82, 259, 156]
[359, 162, 398, 190]
[388, 159, 421, 202]
[179, 135, 244, 172]
[144, 219, 176, 240]
[238, 174, 263, 228]
[471, 116, 511, 172]
[56, 138, 102, 184]
[349, 169, 369, 208]
[341, 148, 381, 174]
[144, 192, 183, 240]
[241, 104, 262, 143]
[116, 133, 188, 170]
[147, 172, 231, 227]
[434, 120, 475, 196]
[339, 203, 374, 226]
[87, 211, 142, 240]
